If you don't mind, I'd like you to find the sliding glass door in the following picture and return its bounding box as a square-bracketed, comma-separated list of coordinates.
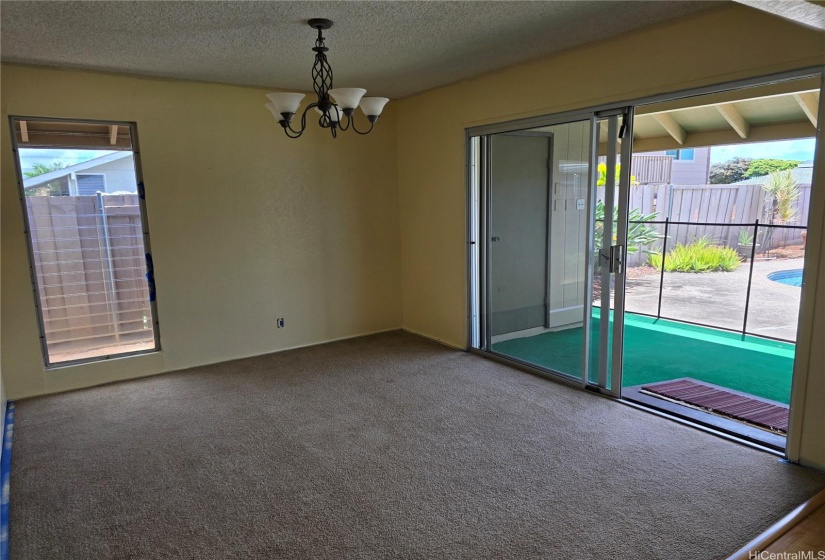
[470, 109, 632, 393]
[588, 112, 633, 394]
[468, 69, 822, 454]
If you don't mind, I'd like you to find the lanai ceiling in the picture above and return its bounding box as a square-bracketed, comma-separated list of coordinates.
[0, 1, 723, 98]
[597, 78, 821, 152]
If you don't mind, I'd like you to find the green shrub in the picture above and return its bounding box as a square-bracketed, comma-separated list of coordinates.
[594, 200, 659, 255]
[648, 238, 740, 273]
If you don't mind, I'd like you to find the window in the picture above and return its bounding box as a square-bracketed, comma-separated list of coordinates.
[75, 173, 106, 195]
[10, 117, 159, 366]
[665, 148, 695, 161]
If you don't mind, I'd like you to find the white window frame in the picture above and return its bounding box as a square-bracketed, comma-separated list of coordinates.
[665, 148, 695, 161]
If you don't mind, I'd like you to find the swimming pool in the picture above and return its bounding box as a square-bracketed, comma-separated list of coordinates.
[768, 269, 803, 287]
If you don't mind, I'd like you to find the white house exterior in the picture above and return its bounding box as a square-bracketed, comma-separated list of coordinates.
[23, 151, 137, 195]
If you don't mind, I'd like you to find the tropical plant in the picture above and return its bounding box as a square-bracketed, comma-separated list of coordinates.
[759, 169, 800, 252]
[743, 158, 800, 180]
[23, 161, 69, 197]
[648, 237, 740, 273]
[594, 200, 659, 255]
[737, 229, 754, 246]
[709, 157, 752, 184]
[762, 169, 799, 225]
[23, 161, 68, 178]
[596, 162, 636, 187]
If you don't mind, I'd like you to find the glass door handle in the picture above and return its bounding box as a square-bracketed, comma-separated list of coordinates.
[609, 245, 624, 274]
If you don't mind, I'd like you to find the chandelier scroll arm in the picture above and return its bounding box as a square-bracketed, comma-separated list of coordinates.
[280, 102, 320, 138]
[348, 114, 376, 136]
[337, 109, 351, 131]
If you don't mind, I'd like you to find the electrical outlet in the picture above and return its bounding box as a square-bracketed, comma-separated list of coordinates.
[277, 318, 285, 328]
[576, 199, 585, 210]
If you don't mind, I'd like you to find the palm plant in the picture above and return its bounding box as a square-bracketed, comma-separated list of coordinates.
[761, 169, 800, 251]
[23, 161, 69, 197]
[24, 162, 68, 178]
[762, 169, 799, 225]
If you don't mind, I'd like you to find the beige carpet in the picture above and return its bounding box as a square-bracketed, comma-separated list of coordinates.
[10, 331, 825, 559]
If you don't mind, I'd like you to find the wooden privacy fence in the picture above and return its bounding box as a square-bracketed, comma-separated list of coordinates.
[26, 194, 154, 359]
[596, 183, 813, 267]
[599, 154, 673, 185]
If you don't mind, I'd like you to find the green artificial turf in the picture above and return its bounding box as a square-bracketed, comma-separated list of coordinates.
[491, 313, 794, 404]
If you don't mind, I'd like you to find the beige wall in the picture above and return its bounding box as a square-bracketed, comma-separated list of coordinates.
[395, 5, 825, 466]
[1, 64, 402, 399]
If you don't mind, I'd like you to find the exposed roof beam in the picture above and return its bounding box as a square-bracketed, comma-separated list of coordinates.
[19, 120, 29, 142]
[634, 82, 821, 116]
[630, 121, 814, 153]
[716, 103, 751, 139]
[652, 113, 686, 145]
[733, 0, 825, 31]
[794, 92, 819, 128]
[109, 125, 118, 146]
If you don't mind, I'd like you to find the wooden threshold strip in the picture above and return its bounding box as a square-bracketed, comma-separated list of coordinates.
[727, 486, 825, 559]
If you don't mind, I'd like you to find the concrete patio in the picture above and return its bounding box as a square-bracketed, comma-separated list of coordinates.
[624, 257, 804, 341]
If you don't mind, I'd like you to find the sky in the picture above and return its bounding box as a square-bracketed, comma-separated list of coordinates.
[709, 138, 816, 164]
[17, 148, 115, 175]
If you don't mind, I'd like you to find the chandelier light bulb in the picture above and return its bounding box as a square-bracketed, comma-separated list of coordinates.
[329, 88, 367, 110]
[265, 93, 305, 118]
[264, 103, 281, 121]
[359, 97, 390, 120]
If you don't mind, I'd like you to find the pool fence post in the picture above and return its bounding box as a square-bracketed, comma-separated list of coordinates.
[742, 219, 759, 336]
[657, 218, 669, 319]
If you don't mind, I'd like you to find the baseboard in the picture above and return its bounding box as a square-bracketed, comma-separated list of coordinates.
[244, 326, 404, 356]
[726, 486, 825, 559]
[14, 326, 405, 402]
[400, 328, 466, 351]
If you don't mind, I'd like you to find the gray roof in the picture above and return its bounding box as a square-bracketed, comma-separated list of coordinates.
[23, 151, 130, 189]
[732, 163, 813, 186]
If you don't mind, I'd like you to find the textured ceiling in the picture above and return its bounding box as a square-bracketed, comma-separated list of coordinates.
[1, 1, 722, 98]
[733, 0, 825, 30]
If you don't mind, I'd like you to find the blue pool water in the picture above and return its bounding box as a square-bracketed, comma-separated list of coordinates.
[768, 269, 803, 287]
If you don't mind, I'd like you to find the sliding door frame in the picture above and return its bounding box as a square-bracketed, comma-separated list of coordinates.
[466, 65, 823, 460]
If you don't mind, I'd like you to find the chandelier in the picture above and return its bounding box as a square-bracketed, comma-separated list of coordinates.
[265, 19, 389, 139]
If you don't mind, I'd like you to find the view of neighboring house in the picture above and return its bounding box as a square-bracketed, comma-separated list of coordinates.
[633, 147, 711, 184]
[23, 151, 137, 196]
